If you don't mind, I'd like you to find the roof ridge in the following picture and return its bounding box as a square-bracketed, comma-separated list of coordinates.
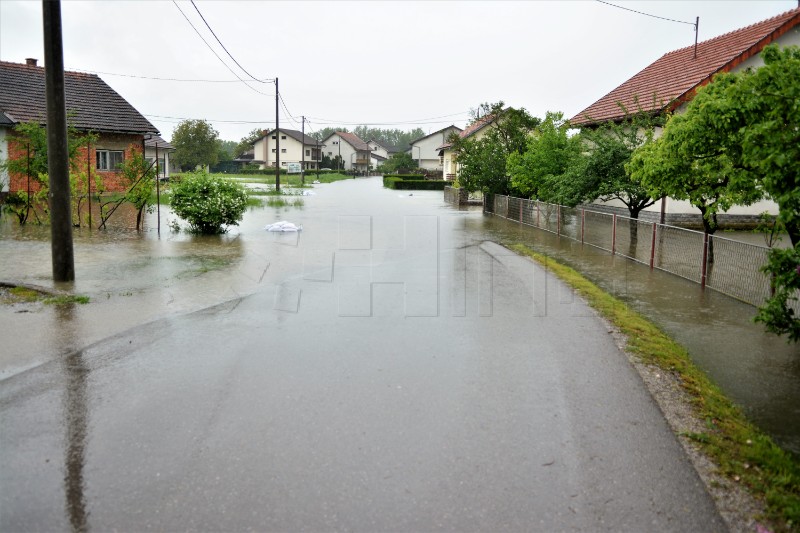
[662, 6, 800, 57]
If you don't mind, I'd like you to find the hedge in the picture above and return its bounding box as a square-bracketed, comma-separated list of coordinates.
[383, 174, 426, 181]
[384, 178, 448, 190]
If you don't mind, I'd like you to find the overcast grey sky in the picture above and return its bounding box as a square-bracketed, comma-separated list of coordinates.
[0, 1, 796, 142]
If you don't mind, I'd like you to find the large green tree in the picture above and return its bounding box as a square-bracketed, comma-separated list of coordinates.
[507, 111, 584, 205]
[449, 102, 540, 195]
[171, 119, 220, 171]
[382, 152, 416, 173]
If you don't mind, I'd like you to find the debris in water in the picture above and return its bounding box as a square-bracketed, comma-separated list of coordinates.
[265, 221, 303, 232]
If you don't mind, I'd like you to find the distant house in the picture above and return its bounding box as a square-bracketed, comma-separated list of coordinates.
[144, 135, 176, 179]
[370, 152, 388, 170]
[252, 128, 322, 171]
[367, 139, 403, 161]
[408, 125, 462, 171]
[0, 58, 158, 194]
[321, 131, 371, 172]
[437, 115, 495, 181]
[569, 7, 800, 222]
[232, 149, 264, 170]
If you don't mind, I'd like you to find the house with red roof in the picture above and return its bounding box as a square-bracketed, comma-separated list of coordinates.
[320, 131, 371, 173]
[437, 114, 497, 181]
[408, 125, 462, 172]
[0, 58, 159, 195]
[569, 7, 800, 223]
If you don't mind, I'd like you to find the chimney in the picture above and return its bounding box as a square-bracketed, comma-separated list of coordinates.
[25, 58, 38, 67]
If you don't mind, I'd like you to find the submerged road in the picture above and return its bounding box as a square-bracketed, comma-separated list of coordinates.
[0, 179, 724, 531]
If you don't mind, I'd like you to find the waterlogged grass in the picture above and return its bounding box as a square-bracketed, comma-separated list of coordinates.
[266, 197, 304, 208]
[0, 285, 89, 305]
[509, 243, 800, 530]
[215, 172, 352, 186]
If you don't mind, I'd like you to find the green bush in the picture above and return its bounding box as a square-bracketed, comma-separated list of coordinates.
[383, 177, 447, 190]
[383, 174, 426, 180]
[170, 171, 249, 234]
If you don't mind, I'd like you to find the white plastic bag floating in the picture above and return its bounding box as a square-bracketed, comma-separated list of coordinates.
[265, 221, 303, 232]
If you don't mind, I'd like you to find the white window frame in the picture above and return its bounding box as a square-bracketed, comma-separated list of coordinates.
[96, 149, 124, 171]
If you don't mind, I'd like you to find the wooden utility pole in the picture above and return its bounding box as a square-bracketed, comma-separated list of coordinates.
[275, 77, 280, 192]
[43, 0, 74, 282]
[301, 115, 305, 186]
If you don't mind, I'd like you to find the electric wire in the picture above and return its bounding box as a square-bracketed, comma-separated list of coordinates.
[189, 0, 270, 84]
[66, 68, 269, 83]
[595, 0, 696, 26]
[172, 1, 272, 96]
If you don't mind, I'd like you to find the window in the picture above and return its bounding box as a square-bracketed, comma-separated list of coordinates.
[328, 151, 332, 156]
[96, 150, 124, 171]
[281, 135, 286, 140]
[281, 148, 286, 153]
[272, 149, 276, 153]
[305, 149, 310, 156]
[281, 162, 287, 166]
[271, 135, 276, 139]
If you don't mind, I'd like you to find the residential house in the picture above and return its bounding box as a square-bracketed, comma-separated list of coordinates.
[569, 7, 800, 222]
[0, 58, 158, 194]
[252, 128, 322, 171]
[232, 148, 264, 170]
[437, 115, 495, 181]
[370, 152, 388, 170]
[321, 131, 371, 172]
[367, 139, 403, 160]
[408, 125, 462, 171]
[144, 135, 176, 179]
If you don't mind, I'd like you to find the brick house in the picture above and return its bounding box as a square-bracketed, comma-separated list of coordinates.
[0, 58, 158, 195]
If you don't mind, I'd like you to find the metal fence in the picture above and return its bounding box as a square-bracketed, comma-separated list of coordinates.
[485, 194, 782, 308]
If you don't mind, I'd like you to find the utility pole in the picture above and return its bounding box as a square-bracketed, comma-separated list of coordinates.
[155, 141, 161, 235]
[301, 115, 305, 186]
[43, 0, 74, 282]
[275, 77, 280, 192]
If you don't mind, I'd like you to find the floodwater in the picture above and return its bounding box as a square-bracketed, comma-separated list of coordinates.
[1, 175, 798, 457]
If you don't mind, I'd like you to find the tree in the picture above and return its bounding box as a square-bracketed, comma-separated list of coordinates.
[217, 139, 236, 162]
[383, 152, 416, 173]
[234, 128, 264, 157]
[171, 119, 220, 171]
[507, 112, 584, 205]
[449, 102, 540, 195]
[579, 112, 664, 219]
[627, 76, 762, 237]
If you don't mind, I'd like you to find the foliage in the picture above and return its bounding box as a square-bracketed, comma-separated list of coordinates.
[0, 120, 98, 225]
[217, 139, 237, 162]
[171, 119, 220, 171]
[169, 171, 248, 234]
[234, 128, 264, 157]
[320, 153, 345, 170]
[510, 243, 800, 529]
[507, 112, 584, 205]
[449, 101, 540, 195]
[578, 111, 664, 218]
[385, 179, 447, 191]
[120, 148, 156, 231]
[383, 152, 416, 173]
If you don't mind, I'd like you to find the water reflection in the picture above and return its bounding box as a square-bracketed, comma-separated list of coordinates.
[57, 304, 89, 532]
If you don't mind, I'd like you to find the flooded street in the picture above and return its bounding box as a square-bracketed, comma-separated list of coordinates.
[0, 175, 794, 530]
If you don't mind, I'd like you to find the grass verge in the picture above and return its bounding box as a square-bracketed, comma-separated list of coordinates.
[509, 243, 799, 531]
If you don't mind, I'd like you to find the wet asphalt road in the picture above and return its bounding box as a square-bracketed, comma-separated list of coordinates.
[0, 180, 724, 531]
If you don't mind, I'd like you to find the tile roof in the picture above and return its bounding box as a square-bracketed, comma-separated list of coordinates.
[437, 114, 495, 151]
[0, 60, 158, 134]
[368, 139, 403, 153]
[144, 134, 173, 150]
[257, 128, 319, 146]
[569, 7, 800, 127]
[409, 125, 463, 146]
[323, 131, 371, 151]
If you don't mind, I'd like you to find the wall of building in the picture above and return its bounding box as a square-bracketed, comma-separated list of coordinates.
[410, 126, 460, 171]
[6, 131, 143, 193]
[322, 134, 365, 171]
[254, 132, 320, 170]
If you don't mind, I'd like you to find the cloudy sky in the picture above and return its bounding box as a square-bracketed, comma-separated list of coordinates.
[0, 1, 796, 143]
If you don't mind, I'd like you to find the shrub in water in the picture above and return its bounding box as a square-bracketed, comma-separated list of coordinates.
[170, 171, 248, 234]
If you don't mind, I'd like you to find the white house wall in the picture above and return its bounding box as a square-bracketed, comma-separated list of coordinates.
[410, 126, 460, 171]
[254, 132, 320, 170]
[323, 133, 361, 171]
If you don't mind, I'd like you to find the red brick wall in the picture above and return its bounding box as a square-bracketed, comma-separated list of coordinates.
[7, 132, 144, 194]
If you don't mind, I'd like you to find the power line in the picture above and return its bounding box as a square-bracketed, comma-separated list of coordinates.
[189, 0, 270, 84]
[66, 67, 270, 83]
[305, 111, 471, 126]
[172, 1, 272, 96]
[595, 0, 696, 26]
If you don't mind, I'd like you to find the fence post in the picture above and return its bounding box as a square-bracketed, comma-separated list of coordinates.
[649, 223, 657, 269]
[611, 214, 617, 255]
[581, 209, 585, 243]
[557, 205, 561, 235]
[519, 198, 523, 223]
[505, 195, 509, 218]
[701, 231, 709, 289]
[536, 202, 540, 227]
